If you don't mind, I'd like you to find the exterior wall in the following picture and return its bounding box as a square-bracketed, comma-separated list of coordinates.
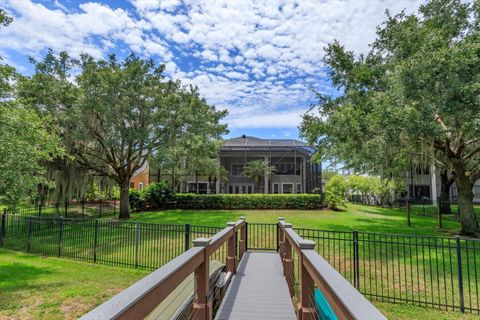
[405, 165, 480, 201]
[219, 152, 313, 194]
[130, 164, 150, 191]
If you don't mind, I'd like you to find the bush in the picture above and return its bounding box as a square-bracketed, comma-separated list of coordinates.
[143, 181, 176, 208]
[169, 193, 322, 210]
[325, 175, 347, 210]
[129, 188, 146, 211]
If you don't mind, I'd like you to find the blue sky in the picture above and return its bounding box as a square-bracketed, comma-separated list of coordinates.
[0, 0, 421, 140]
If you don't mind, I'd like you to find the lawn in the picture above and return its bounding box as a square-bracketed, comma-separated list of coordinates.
[0, 249, 148, 320]
[1, 248, 477, 320]
[124, 203, 462, 236]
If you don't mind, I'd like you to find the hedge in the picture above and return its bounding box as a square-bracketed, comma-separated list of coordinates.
[167, 193, 323, 210]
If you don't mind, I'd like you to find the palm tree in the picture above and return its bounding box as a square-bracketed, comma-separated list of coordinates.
[242, 160, 276, 193]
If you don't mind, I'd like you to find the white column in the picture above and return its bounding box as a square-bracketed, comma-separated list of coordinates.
[431, 164, 437, 201]
[302, 157, 307, 194]
[264, 156, 269, 194]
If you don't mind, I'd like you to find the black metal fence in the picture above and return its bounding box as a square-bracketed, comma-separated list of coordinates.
[3, 201, 118, 219]
[1, 215, 479, 314]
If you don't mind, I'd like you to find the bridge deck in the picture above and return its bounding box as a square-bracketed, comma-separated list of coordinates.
[215, 252, 296, 320]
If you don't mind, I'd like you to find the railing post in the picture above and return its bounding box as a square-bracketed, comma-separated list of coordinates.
[245, 221, 248, 251]
[278, 217, 285, 262]
[353, 229, 359, 289]
[135, 222, 140, 268]
[298, 240, 317, 320]
[193, 238, 212, 320]
[227, 222, 236, 274]
[239, 217, 246, 258]
[456, 236, 465, 313]
[93, 220, 99, 263]
[58, 217, 63, 257]
[283, 223, 294, 297]
[185, 224, 191, 251]
[27, 216, 33, 253]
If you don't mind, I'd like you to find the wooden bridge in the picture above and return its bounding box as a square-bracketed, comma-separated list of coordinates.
[80, 218, 386, 320]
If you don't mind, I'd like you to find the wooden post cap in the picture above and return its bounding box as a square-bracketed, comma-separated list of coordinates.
[284, 223, 293, 229]
[193, 238, 211, 247]
[278, 217, 284, 221]
[227, 222, 236, 227]
[239, 216, 246, 220]
[299, 239, 316, 250]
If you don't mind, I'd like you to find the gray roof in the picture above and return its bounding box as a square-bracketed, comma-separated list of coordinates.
[221, 136, 316, 155]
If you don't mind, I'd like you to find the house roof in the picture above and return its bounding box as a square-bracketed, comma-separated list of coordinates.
[220, 136, 316, 155]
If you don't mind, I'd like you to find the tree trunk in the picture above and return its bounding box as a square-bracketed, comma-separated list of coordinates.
[454, 173, 480, 236]
[119, 184, 130, 219]
[439, 169, 454, 215]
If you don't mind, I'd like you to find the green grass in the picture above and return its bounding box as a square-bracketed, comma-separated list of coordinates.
[373, 302, 479, 319]
[0, 249, 148, 320]
[125, 203, 462, 236]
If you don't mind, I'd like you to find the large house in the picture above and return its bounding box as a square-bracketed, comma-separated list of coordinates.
[405, 164, 480, 202]
[130, 135, 322, 194]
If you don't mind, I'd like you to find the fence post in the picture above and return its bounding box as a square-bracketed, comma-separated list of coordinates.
[38, 204, 42, 217]
[64, 201, 68, 218]
[437, 199, 443, 229]
[57, 218, 63, 257]
[82, 200, 85, 218]
[298, 240, 317, 320]
[353, 229, 360, 289]
[135, 222, 140, 268]
[456, 236, 465, 313]
[27, 216, 33, 253]
[406, 201, 411, 226]
[93, 220, 99, 263]
[226, 222, 236, 274]
[0, 212, 6, 247]
[99, 202, 102, 218]
[185, 224, 191, 251]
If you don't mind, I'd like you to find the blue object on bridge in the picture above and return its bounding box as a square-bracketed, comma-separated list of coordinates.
[315, 288, 338, 320]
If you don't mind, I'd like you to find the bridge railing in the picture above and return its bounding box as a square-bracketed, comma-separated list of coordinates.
[278, 218, 387, 320]
[80, 217, 246, 320]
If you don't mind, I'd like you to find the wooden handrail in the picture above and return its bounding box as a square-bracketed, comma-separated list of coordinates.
[278, 218, 386, 320]
[81, 218, 246, 320]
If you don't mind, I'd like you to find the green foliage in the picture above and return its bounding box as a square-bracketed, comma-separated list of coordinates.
[0, 103, 63, 208]
[129, 193, 322, 211]
[142, 182, 176, 209]
[325, 175, 347, 210]
[84, 183, 119, 201]
[301, 0, 480, 235]
[242, 160, 277, 193]
[20, 52, 227, 219]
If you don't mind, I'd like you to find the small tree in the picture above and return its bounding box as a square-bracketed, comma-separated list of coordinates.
[242, 160, 276, 193]
[325, 175, 348, 210]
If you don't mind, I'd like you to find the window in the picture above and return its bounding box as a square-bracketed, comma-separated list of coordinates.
[198, 183, 208, 194]
[409, 185, 430, 199]
[188, 183, 197, 193]
[229, 185, 233, 194]
[247, 185, 253, 194]
[296, 183, 302, 194]
[273, 183, 279, 194]
[130, 182, 135, 189]
[276, 162, 300, 175]
[235, 185, 240, 194]
[231, 164, 244, 176]
[282, 183, 294, 194]
[138, 182, 144, 191]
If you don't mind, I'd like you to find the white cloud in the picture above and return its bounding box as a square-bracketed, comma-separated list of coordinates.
[1, 0, 423, 131]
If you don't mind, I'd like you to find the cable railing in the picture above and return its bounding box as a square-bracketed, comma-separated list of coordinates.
[278, 218, 387, 320]
[80, 218, 246, 320]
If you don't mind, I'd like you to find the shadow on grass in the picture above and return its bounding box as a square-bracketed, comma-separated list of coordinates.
[0, 262, 53, 292]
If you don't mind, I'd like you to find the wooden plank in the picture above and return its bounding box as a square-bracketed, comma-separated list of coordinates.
[215, 252, 296, 320]
[147, 260, 224, 320]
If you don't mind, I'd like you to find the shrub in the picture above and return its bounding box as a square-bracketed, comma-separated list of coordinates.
[325, 175, 347, 210]
[129, 188, 146, 211]
[169, 193, 323, 210]
[143, 182, 176, 208]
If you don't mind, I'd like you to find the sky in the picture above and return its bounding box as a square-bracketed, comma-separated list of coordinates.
[0, 0, 423, 140]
